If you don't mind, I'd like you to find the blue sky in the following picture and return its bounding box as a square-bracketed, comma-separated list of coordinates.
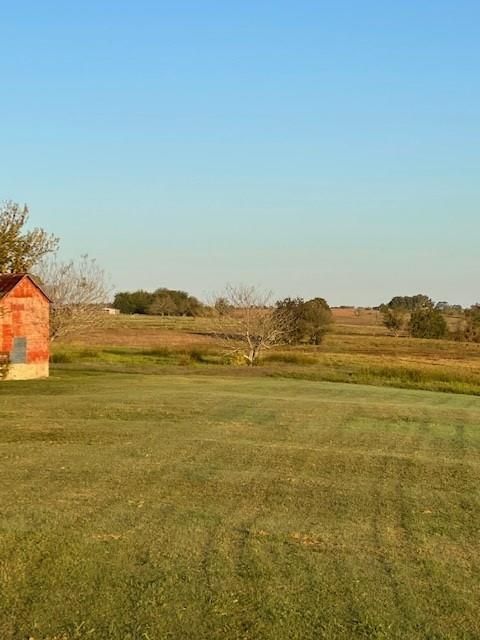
[1, 1, 478, 305]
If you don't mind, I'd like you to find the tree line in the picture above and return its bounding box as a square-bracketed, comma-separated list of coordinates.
[380, 295, 480, 342]
[112, 288, 334, 344]
[113, 289, 203, 316]
[112, 287, 335, 365]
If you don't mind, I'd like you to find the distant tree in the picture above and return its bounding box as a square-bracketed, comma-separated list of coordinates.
[435, 301, 463, 314]
[380, 305, 406, 336]
[274, 297, 305, 344]
[275, 297, 332, 345]
[148, 293, 177, 316]
[387, 294, 433, 311]
[0, 201, 59, 273]
[214, 297, 231, 316]
[463, 304, 480, 343]
[38, 255, 111, 341]
[214, 285, 292, 365]
[302, 297, 333, 344]
[408, 307, 447, 339]
[113, 290, 154, 314]
[114, 288, 202, 316]
[153, 288, 201, 316]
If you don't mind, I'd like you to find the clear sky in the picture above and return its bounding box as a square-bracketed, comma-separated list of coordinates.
[1, 1, 478, 306]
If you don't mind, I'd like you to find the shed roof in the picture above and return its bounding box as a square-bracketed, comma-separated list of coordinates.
[0, 273, 52, 302]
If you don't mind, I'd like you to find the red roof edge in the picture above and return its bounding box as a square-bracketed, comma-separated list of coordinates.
[0, 273, 52, 303]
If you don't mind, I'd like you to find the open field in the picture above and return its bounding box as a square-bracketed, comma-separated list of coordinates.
[53, 310, 480, 396]
[1, 371, 480, 639]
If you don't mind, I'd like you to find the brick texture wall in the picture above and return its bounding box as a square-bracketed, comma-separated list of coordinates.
[0, 278, 50, 367]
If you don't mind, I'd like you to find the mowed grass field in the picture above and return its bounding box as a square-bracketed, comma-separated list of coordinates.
[1, 371, 480, 639]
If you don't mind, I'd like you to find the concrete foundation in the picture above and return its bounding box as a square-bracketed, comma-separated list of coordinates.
[4, 362, 49, 381]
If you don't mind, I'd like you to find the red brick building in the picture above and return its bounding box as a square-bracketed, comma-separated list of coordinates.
[0, 274, 51, 380]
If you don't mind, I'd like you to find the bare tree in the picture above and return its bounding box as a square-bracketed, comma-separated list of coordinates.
[213, 284, 291, 365]
[37, 255, 111, 341]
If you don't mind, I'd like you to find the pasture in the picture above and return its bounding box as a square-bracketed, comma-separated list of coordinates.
[1, 371, 479, 639]
[53, 309, 480, 396]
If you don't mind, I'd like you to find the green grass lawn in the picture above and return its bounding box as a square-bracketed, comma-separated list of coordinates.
[1, 372, 479, 639]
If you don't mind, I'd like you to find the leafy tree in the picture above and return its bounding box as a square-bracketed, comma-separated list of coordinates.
[387, 294, 433, 311]
[275, 297, 332, 345]
[380, 305, 406, 336]
[435, 301, 463, 313]
[0, 201, 58, 273]
[274, 297, 305, 344]
[301, 297, 333, 344]
[152, 288, 201, 316]
[113, 290, 154, 314]
[464, 304, 480, 343]
[408, 307, 447, 339]
[113, 288, 202, 316]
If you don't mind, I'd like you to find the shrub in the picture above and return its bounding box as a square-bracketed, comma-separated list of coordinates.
[275, 297, 332, 345]
[464, 304, 480, 343]
[408, 308, 447, 339]
[380, 306, 406, 336]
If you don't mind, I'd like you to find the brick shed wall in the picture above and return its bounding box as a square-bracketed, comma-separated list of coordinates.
[0, 277, 50, 379]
